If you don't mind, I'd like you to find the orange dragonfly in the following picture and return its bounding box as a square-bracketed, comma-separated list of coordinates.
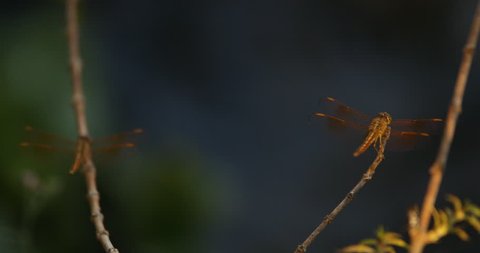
[314, 97, 443, 157]
[19, 126, 143, 174]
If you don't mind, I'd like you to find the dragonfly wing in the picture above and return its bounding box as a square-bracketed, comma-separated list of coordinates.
[92, 128, 143, 145]
[20, 126, 75, 154]
[19, 142, 73, 154]
[386, 130, 432, 151]
[314, 97, 370, 134]
[321, 97, 370, 123]
[22, 126, 74, 147]
[391, 118, 443, 135]
[313, 113, 367, 133]
[92, 128, 143, 156]
[93, 143, 137, 156]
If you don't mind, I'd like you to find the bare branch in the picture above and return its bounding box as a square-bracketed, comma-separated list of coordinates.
[408, 2, 480, 253]
[66, 0, 119, 252]
[294, 128, 391, 253]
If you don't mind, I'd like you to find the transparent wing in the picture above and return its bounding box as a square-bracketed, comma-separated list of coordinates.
[321, 97, 370, 125]
[386, 130, 432, 151]
[391, 118, 443, 135]
[92, 128, 143, 144]
[19, 126, 74, 154]
[313, 112, 367, 133]
[314, 97, 370, 134]
[91, 128, 143, 155]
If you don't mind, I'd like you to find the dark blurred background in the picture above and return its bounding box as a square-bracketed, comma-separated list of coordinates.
[1, 0, 480, 252]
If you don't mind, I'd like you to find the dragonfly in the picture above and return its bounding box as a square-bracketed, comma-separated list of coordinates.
[19, 126, 143, 174]
[314, 97, 443, 157]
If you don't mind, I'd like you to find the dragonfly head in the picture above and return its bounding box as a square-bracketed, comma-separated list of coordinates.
[378, 112, 392, 124]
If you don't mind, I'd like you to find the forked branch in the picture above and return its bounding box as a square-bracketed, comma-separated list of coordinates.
[408, 2, 480, 253]
[66, 0, 119, 252]
[294, 128, 391, 253]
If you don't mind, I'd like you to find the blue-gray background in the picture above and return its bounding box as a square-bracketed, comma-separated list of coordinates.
[1, 1, 480, 252]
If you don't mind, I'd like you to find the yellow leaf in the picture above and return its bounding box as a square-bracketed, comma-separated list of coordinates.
[383, 231, 402, 240]
[359, 239, 377, 246]
[435, 209, 449, 233]
[382, 232, 408, 248]
[383, 246, 397, 253]
[384, 237, 408, 248]
[465, 201, 480, 217]
[339, 244, 375, 253]
[438, 210, 450, 233]
[452, 227, 470, 241]
[432, 208, 441, 227]
[426, 209, 449, 244]
[426, 231, 441, 244]
[376, 226, 385, 238]
[467, 216, 480, 232]
[446, 194, 465, 221]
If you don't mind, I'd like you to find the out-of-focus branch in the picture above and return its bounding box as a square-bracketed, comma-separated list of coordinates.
[294, 128, 390, 253]
[66, 0, 119, 252]
[408, 2, 480, 253]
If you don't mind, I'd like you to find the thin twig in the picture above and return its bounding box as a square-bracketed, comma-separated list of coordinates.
[408, 2, 480, 253]
[66, 0, 120, 252]
[294, 129, 390, 253]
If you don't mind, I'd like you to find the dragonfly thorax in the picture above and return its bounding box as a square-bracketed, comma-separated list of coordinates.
[376, 112, 392, 125]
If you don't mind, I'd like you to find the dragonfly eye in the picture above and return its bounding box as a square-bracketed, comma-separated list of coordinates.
[378, 112, 392, 124]
[386, 114, 392, 124]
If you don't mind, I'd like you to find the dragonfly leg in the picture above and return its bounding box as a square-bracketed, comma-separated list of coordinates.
[379, 127, 391, 153]
[373, 131, 386, 156]
[373, 138, 380, 155]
